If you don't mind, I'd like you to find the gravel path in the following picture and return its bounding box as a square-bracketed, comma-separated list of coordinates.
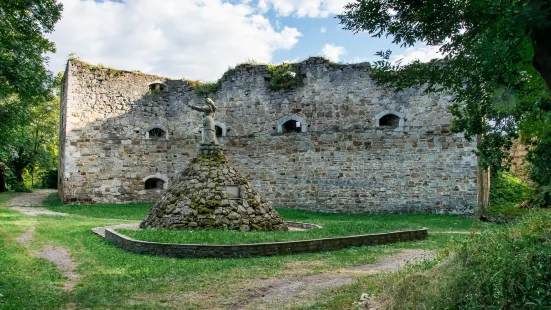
[6, 190, 67, 216]
[6, 190, 57, 207]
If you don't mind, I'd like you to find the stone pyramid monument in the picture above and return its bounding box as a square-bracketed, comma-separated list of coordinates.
[140, 98, 288, 231]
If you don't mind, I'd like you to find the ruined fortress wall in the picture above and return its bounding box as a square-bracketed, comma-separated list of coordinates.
[59, 58, 478, 214]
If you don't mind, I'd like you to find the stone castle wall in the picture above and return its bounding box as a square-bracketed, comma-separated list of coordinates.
[59, 58, 478, 214]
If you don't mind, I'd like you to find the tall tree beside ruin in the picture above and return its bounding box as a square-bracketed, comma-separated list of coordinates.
[3, 74, 61, 190]
[338, 0, 551, 211]
[0, 0, 63, 191]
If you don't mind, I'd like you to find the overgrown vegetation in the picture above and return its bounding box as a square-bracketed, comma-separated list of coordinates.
[491, 171, 531, 206]
[351, 211, 551, 310]
[184, 79, 220, 97]
[267, 63, 303, 90]
[528, 134, 551, 207]
[194, 82, 219, 96]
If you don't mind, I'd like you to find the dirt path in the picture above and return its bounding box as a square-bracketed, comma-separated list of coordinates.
[6, 190, 67, 216]
[231, 249, 435, 310]
[14, 227, 81, 292]
[15, 227, 36, 248]
[36, 245, 81, 291]
[10, 190, 80, 292]
[6, 190, 57, 207]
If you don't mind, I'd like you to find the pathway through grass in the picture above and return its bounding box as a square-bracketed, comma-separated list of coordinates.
[1, 192, 493, 309]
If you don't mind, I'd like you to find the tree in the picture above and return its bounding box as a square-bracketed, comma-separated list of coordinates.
[0, 0, 63, 100]
[0, 0, 62, 191]
[338, 0, 551, 213]
[2, 73, 60, 190]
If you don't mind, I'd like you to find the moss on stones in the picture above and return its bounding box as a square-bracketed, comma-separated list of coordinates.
[140, 151, 288, 232]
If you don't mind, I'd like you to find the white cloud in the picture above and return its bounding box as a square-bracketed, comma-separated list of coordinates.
[46, 0, 302, 81]
[261, 0, 350, 18]
[391, 46, 443, 65]
[321, 44, 346, 62]
[320, 27, 327, 33]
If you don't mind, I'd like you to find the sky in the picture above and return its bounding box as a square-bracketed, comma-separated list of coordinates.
[45, 0, 442, 81]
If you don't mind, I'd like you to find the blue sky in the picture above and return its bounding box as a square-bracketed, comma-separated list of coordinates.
[268, 12, 400, 64]
[46, 0, 441, 80]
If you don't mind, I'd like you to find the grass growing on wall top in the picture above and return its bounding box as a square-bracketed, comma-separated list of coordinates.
[184, 79, 220, 97]
[267, 63, 303, 90]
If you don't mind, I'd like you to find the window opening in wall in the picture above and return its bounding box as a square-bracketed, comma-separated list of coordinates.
[145, 178, 165, 190]
[148, 127, 166, 139]
[282, 120, 302, 133]
[215, 125, 223, 137]
[149, 83, 166, 93]
[379, 114, 400, 128]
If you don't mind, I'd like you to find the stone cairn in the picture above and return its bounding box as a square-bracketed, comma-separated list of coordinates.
[140, 98, 288, 231]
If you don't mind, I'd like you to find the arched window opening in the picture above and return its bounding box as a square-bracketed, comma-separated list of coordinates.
[148, 127, 166, 139]
[214, 121, 227, 137]
[379, 114, 401, 128]
[145, 178, 165, 190]
[215, 125, 223, 137]
[148, 82, 167, 94]
[277, 115, 307, 134]
[282, 120, 302, 133]
[145, 125, 169, 140]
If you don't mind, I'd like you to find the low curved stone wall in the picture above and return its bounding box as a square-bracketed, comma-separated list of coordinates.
[102, 227, 428, 258]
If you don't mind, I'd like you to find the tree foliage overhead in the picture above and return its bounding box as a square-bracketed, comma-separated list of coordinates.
[0, 0, 63, 100]
[338, 0, 551, 203]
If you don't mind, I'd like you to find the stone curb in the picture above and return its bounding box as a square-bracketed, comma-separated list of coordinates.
[95, 225, 428, 259]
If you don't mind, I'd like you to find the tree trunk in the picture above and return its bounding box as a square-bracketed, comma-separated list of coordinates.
[15, 169, 24, 185]
[0, 166, 6, 192]
[531, 1, 551, 97]
[476, 134, 491, 217]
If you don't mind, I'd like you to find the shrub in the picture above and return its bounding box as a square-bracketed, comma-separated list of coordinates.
[12, 184, 32, 192]
[267, 63, 303, 91]
[374, 211, 551, 309]
[534, 185, 551, 207]
[490, 171, 531, 205]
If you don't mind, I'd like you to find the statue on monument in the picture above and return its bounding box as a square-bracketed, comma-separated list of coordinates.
[189, 98, 219, 146]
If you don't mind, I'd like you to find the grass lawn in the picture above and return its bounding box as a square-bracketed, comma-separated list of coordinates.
[1, 192, 495, 309]
[120, 209, 484, 245]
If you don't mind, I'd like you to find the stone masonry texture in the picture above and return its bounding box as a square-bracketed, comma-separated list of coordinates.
[140, 150, 288, 231]
[58, 57, 478, 214]
[103, 227, 429, 258]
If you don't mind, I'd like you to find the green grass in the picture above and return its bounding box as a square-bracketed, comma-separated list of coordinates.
[44, 193, 152, 220]
[314, 210, 551, 310]
[0, 192, 68, 309]
[120, 209, 485, 245]
[0, 191, 497, 309]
